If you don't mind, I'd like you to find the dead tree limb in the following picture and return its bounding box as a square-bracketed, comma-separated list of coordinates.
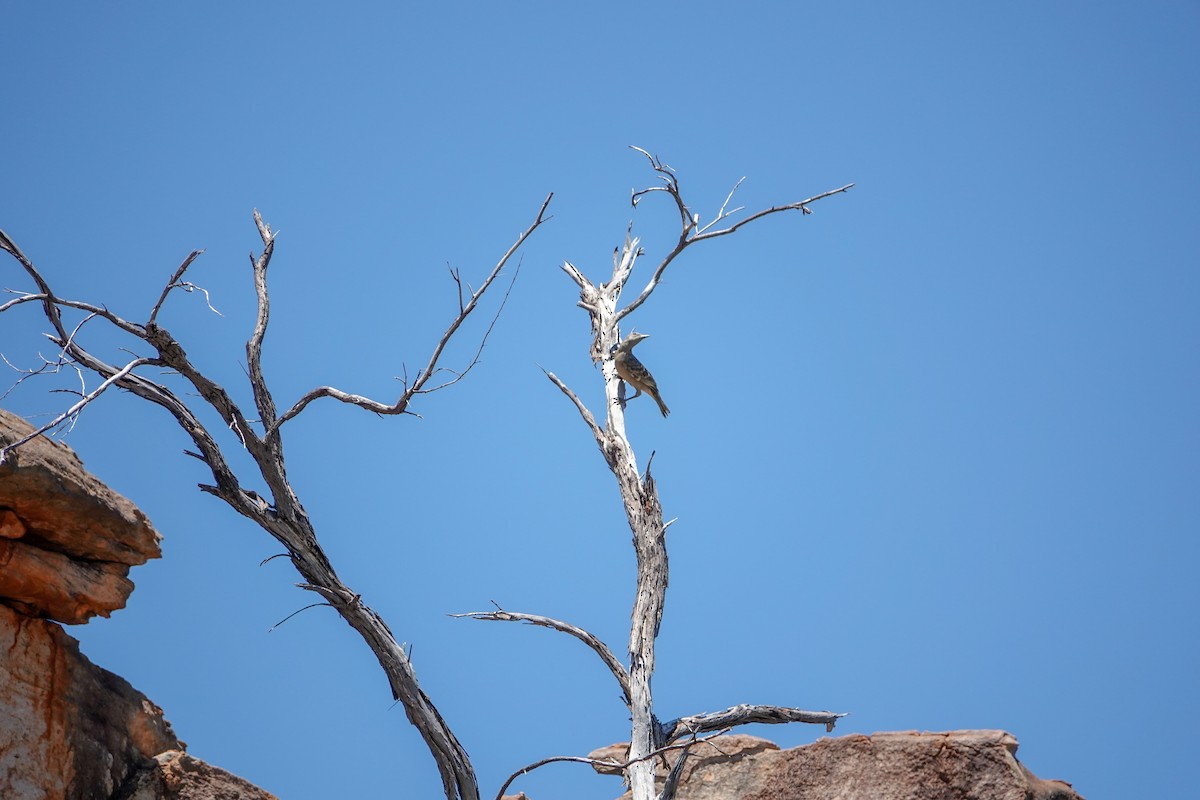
[618, 146, 854, 323]
[451, 607, 632, 706]
[546, 149, 851, 800]
[0, 195, 553, 800]
[267, 192, 553, 436]
[492, 729, 729, 800]
[662, 703, 847, 741]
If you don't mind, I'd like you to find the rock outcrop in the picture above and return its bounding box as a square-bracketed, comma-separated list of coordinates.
[0, 411, 160, 625]
[125, 751, 282, 800]
[588, 730, 1083, 800]
[0, 409, 276, 800]
[0, 602, 183, 798]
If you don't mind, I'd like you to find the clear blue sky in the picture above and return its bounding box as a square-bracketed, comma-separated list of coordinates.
[2, 4, 1197, 799]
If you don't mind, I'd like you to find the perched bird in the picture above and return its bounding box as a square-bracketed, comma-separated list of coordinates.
[611, 333, 670, 417]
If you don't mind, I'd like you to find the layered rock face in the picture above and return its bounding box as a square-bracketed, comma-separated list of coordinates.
[588, 731, 1084, 800]
[0, 410, 161, 625]
[0, 409, 275, 800]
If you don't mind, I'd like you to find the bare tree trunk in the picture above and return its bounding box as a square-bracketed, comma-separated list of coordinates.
[472, 149, 852, 800]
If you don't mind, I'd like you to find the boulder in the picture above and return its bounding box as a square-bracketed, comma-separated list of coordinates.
[0, 409, 161, 624]
[587, 730, 1083, 800]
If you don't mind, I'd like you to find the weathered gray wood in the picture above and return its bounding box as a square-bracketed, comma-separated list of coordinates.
[0, 197, 552, 800]
[547, 149, 851, 800]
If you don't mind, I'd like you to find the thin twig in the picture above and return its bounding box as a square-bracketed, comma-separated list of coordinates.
[692, 184, 856, 242]
[148, 249, 205, 324]
[695, 177, 746, 235]
[268, 192, 553, 434]
[419, 255, 523, 394]
[0, 356, 154, 463]
[616, 146, 853, 324]
[267, 602, 333, 632]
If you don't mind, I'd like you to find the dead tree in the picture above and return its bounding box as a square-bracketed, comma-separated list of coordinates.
[0, 196, 551, 800]
[459, 148, 853, 800]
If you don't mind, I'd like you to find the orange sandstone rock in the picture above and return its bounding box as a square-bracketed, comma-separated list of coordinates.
[587, 730, 1084, 800]
[0, 408, 276, 799]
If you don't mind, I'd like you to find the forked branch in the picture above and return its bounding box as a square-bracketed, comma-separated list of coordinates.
[148, 249, 207, 325]
[267, 192, 553, 436]
[0, 356, 154, 460]
[618, 146, 853, 322]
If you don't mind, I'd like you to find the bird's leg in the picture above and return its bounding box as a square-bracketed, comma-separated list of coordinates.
[613, 381, 625, 408]
[613, 380, 641, 409]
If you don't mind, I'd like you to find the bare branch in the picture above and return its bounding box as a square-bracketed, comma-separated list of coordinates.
[400, 195, 549, 395]
[182, 282, 223, 316]
[659, 739, 696, 800]
[0, 352, 47, 401]
[493, 756, 619, 800]
[267, 602, 331, 633]
[661, 703, 847, 742]
[3, 229, 156, 351]
[0, 356, 155, 463]
[267, 192, 553, 435]
[1, 309, 97, 401]
[542, 368, 605, 442]
[698, 176, 747, 234]
[616, 147, 853, 323]
[492, 730, 728, 800]
[0, 291, 49, 316]
[452, 607, 631, 707]
[691, 183, 856, 242]
[0, 229, 31, 263]
[2, 236, 243, 479]
[560, 260, 589, 292]
[418, 255, 522, 395]
[247, 210, 279, 438]
[148, 249, 206, 324]
[0, 291, 146, 338]
[629, 146, 690, 232]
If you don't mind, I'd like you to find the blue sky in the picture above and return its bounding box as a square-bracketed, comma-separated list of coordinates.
[2, 3, 1197, 798]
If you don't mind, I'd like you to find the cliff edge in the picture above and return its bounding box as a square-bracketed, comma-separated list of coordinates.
[0, 408, 275, 800]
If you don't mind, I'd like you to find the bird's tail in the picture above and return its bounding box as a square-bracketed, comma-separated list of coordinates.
[654, 395, 670, 417]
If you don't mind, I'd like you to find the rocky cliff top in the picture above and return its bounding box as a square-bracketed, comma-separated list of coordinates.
[0, 407, 277, 799]
[0, 408, 161, 623]
[587, 730, 1084, 800]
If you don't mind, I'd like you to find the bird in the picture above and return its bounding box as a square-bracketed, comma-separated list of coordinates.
[611, 333, 669, 417]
